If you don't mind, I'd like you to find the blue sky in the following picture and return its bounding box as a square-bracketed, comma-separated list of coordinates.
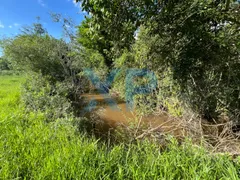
[0, 0, 85, 56]
[0, 0, 85, 37]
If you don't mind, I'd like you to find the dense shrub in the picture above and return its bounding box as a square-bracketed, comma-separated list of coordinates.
[0, 57, 11, 71]
[3, 34, 79, 81]
[22, 73, 73, 121]
[146, 0, 240, 122]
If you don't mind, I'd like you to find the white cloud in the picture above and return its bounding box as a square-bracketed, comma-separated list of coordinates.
[14, 23, 20, 27]
[9, 25, 12, 28]
[38, 0, 46, 7]
[0, 21, 4, 28]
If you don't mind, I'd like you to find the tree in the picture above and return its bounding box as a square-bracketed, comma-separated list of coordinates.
[21, 17, 47, 36]
[77, 17, 113, 67]
[76, 0, 159, 59]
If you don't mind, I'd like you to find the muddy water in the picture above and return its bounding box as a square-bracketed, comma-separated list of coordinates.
[83, 94, 184, 137]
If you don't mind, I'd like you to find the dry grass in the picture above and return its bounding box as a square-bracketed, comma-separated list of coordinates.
[108, 109, 240, 157]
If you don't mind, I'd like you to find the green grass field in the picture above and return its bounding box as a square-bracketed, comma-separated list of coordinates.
[0, 75, 240, 179]
[0, 75, 25, 119]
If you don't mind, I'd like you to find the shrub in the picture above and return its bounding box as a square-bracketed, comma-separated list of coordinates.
[21, 73, 73, 121]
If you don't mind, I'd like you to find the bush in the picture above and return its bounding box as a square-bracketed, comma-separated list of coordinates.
[22, 73, 73, 121]
[0, 57, 11, 71]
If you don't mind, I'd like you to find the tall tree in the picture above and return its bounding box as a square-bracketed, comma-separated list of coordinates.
[76, 0, 161, 59]
[77, 17, 113, 67]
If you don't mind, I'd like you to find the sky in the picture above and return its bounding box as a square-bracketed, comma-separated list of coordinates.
[0, 0, 86, 56]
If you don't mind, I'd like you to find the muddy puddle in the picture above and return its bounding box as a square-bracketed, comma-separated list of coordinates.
[82, 93, 184, 138]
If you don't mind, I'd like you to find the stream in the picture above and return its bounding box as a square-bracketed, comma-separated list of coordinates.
[82, 93, 184, 139]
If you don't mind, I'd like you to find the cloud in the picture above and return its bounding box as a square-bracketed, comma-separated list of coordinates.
[14, 23, 20, 27]
[38, 0, 46, 7]
[0, 21, 4, 28]
[6, 23, 20, 29]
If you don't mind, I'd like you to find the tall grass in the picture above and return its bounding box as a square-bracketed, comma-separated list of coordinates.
[0, 75, 25, 118]
[0, 75, 239, 179]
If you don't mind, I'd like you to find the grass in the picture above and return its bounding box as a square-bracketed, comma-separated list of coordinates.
[0, 75, 25, 118]
[0, 75, 240, 179]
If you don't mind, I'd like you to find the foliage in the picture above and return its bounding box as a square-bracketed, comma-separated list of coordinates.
[147, 0, 240, 121]
[0, 57, 11, 71]
[77, 17, 113, 67]
[21, 73, 73, 121]
[21, 19, 47, 36]
[76, 0, 155, 61]
[135, 4, 238, 120]
[113, 27, 183, 116]
[80, 47, 108, 80]
[2, 34, 78, 82]
[83, 0, 240, 122]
